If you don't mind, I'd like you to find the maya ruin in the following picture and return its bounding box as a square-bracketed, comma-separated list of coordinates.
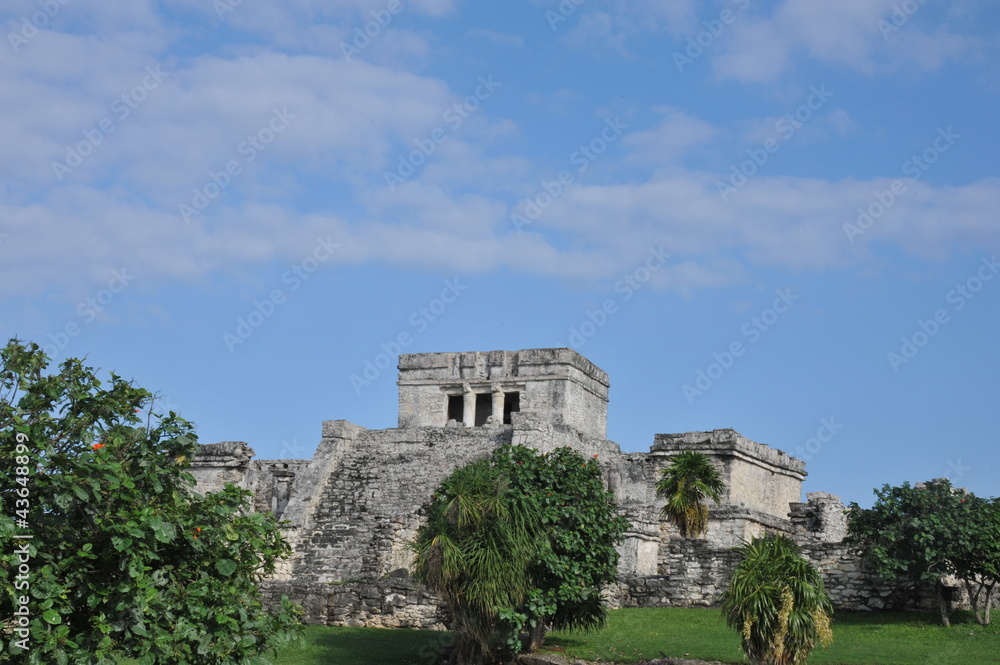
[189, 347, 958, 628]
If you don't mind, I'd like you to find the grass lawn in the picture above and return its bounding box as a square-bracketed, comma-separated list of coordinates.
[546, 608, 1000, 665]
[272, 608, 1000, 665]
[272, 624, 452, 665]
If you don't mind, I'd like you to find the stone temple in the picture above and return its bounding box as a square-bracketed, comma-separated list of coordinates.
[190, 348, 950, 627]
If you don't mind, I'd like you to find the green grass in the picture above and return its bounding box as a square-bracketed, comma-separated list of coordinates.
[272, 608, 1000, 665]
[544, 607, 1000, 664]
[273, 624, 452, 665]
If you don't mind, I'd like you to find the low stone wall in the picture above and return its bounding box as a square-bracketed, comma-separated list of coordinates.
[262, 548, 970, 630]
[611, 538, 968, 613]
[614, 539, 742, 608]
[801, 542, 969, 612]
[260, 578, 447, 629]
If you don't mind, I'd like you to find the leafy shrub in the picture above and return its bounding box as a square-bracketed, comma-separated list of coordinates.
[0, 340, 302, 664]
[720, 534, 833, 664]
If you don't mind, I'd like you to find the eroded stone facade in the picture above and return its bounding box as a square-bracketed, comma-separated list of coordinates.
[191, 347, 962, 627]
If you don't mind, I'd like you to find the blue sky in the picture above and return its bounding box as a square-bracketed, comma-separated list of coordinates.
[2, 0, 998, 507]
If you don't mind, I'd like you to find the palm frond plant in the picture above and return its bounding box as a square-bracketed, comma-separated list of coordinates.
[412, 459, 542, 665]
[655, 451, 725, 538]
[720, 534, 834, 665]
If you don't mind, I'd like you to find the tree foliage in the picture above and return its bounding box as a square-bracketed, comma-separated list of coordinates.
[0, 340, 302, 664]
[847, 479, 1000, 626]
[951, 497, 1000, 625]
[720, 534, 833, 665]
[412, 444, 628, 664]
[496, 445, 629, 648]
[655, 451, 725, 538]
[411, 458, 541, 665]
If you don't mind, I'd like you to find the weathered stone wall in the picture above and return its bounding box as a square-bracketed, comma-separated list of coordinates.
[260, 578, 447, 629]
[188, 441, 255, 494]
[285, 424, 517, 583]
[244, 459, 310, 518]
[397, 349, 609, 438]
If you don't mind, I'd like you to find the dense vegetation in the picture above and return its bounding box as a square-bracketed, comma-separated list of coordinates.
[848, 478, 1000, 626]
[412, 444, 628, 664]
[0, 340, 301, 664]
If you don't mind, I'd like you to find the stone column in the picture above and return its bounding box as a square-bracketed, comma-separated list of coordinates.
[462, 385, 475, 427]
[491, 385, 504, 424]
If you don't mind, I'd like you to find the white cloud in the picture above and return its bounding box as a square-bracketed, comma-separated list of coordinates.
[709, 0, 980, 83]
[1, 1, 996, 306]
[465, 28, 524, 49]
[622, 107, 719, 166]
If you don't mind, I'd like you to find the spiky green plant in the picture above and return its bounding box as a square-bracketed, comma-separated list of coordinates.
[412, 459, 542, 665]
[720, 534, 834, 665]
[655, 451, 726, 538]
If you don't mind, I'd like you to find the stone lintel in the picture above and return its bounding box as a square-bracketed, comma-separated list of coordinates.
[398, 347, 609, 388]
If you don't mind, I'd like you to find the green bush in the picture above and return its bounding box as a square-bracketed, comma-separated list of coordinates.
[0, 340, 302, 664]
[412, 444, 628, 664]
[848, 479, 1000, 626]
[720, 534, 833, 664]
